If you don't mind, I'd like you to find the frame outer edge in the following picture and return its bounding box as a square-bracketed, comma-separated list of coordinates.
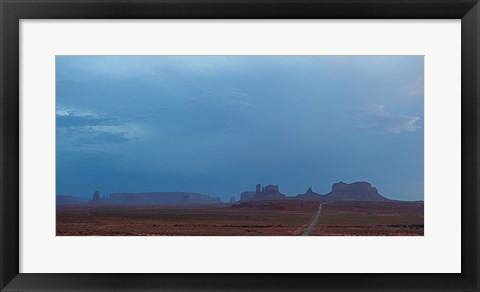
[0, 0, 6, 290]
[1, 0, 480, 291]
[462, 2, 480, 291]
[0, 0, 4, 289]
[0, 0, 20, 291]
[476, 5, 480, 290]
[475, 3, 479, 290]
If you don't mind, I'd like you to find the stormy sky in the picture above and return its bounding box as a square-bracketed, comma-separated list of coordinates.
[56, 56, 424, 201]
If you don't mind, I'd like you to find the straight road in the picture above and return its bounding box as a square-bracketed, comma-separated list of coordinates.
[302, 203, 325, 236]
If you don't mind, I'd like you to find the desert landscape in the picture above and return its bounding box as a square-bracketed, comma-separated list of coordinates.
[56, 56, 424, 237]
[56, 182, 424, 236]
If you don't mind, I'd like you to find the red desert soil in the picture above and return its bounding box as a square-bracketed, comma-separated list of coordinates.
[310, 201, 424, 236]
[56, 200, 423, 236]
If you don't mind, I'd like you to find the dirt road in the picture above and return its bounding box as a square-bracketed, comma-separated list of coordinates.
[302, 203, 325, 236]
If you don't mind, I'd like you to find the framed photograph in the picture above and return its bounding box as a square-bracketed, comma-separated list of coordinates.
[1, 0, 479, 291]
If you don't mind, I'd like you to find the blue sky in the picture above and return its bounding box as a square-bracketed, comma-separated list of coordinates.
[56, 56, 424, 201]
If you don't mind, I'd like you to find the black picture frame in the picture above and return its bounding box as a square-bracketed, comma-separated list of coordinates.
[1, 0, 479, 291]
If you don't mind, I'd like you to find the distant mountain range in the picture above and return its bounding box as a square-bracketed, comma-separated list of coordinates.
[242, 182, 391, 202]
[57, 192, 221, 205]
[108, 192, 221, 205]
[56, 181, 401, 206]
[240, 184, 286, 201]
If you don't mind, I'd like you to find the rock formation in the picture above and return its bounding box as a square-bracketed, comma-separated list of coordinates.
[90, 190, 103, 204]
[56, 195, 77, 205]
[241, 191, 256, 201]
[107, 192, 221, 205]
[295, 186, 323, 200]
[322, 182, 390, 201]
[240, 184, 286, 201]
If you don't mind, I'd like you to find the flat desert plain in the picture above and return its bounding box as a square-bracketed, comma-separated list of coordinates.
[56, 200, 423, 236]
[310, 201, 424, 236]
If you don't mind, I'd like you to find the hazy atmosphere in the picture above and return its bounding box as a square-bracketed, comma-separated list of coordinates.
[56, 56, 424, 201]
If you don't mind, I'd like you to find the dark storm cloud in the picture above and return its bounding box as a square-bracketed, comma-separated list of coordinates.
[73, 128, 132, 145]
[349, 105, 421, 134]
[56, 56, 424, 201]
[56, 113, 124, 128]
[56, 108, 138, 147]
